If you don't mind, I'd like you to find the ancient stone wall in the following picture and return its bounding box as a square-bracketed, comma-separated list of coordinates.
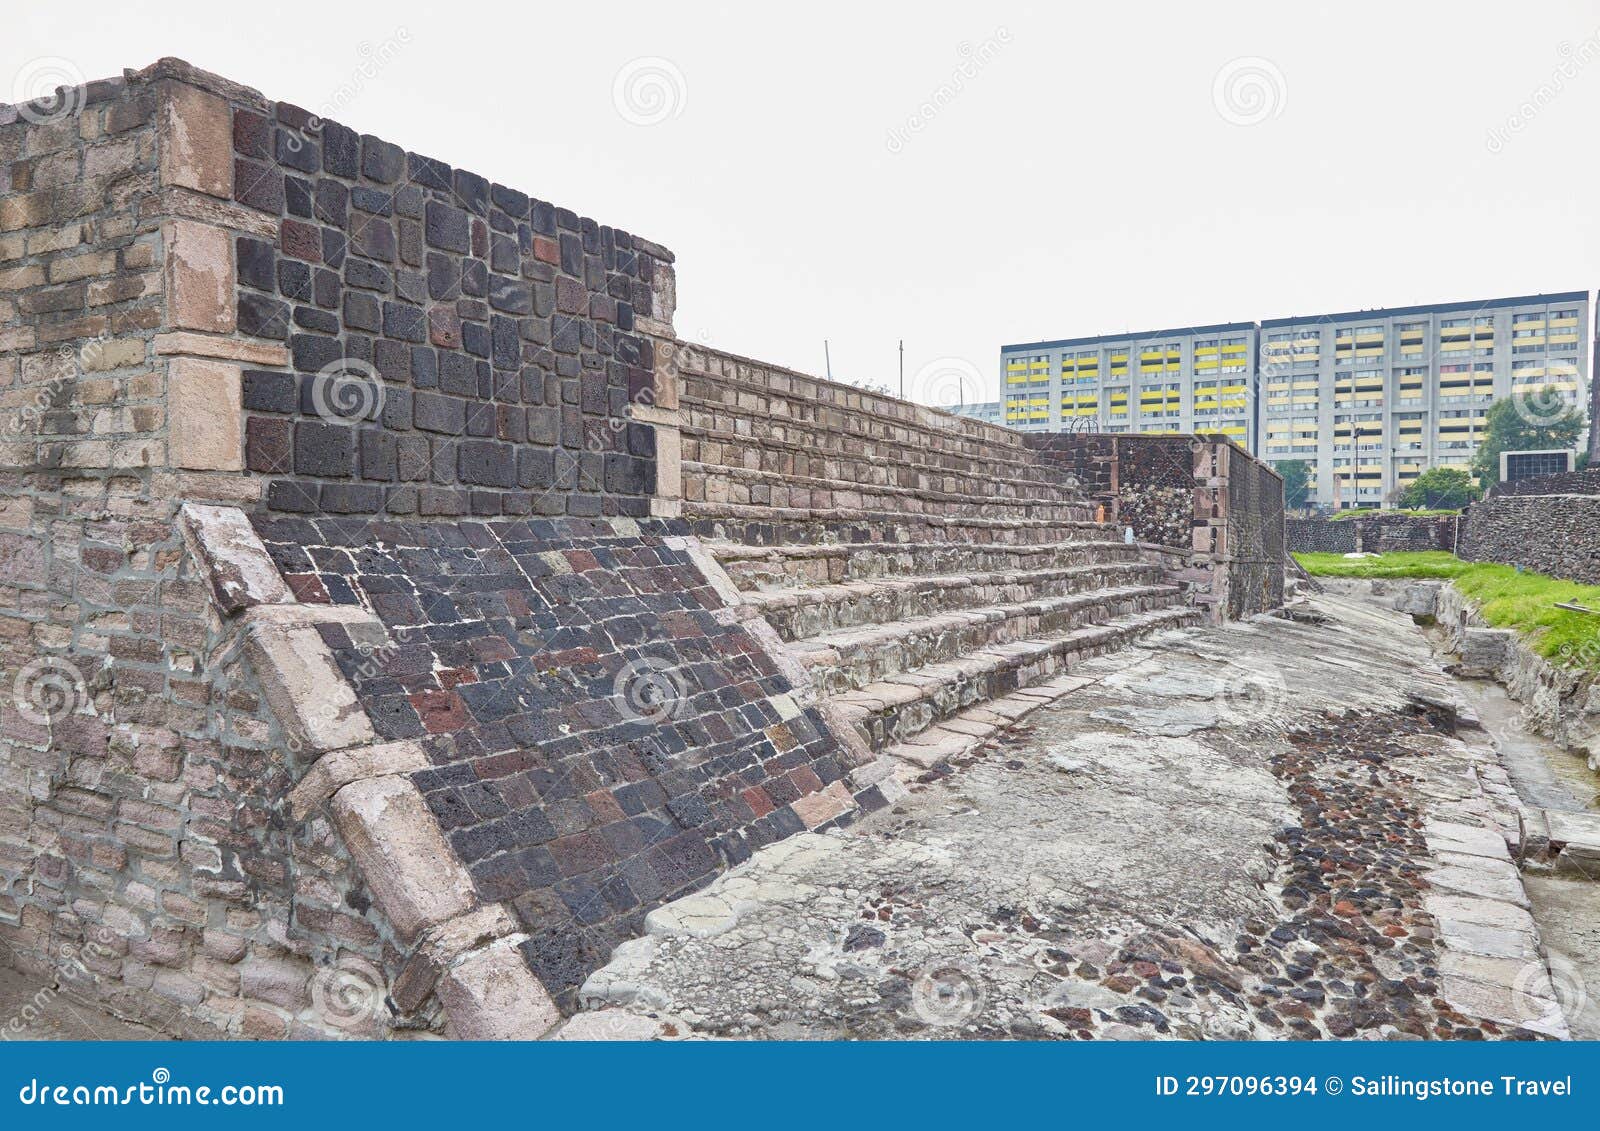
[1022, 433, 1285, 622]
[1022, 433, 1194, 548]
[1487, 467, 1600, 498]
[1458, 494, 1600, 585]
[1287, 513, 1458, 555]
[0, 60, 852, 1039]
[1286, 518, 1357, 554]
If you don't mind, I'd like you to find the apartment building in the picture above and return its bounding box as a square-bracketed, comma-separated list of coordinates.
[990, 291, 1590, 508]
[1259, 292, 1588, 507]
[997, 323, 1258, 447]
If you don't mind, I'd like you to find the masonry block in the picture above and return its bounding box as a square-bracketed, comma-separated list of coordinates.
[177, 502, 292, 613]
[435, 935, 562, 1040]
[167, 357, 243, 471]
[242, 614, 375, 754]
[330, 775, 478, 943]
[164, 219, 235, 332]
[158, 79, 234, 198]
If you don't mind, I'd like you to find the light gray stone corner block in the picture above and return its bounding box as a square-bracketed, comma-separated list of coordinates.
[288, 740, 431, 820]
[178, 503, 293, 615]
[390, 905, 520, 1014]
[330, 774, 477, 944]
[437, 934, 562, 1040]
[243, 621, 376, 755]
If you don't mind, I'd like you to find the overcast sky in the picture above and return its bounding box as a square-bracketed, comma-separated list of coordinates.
[10, 1, 1600, 406]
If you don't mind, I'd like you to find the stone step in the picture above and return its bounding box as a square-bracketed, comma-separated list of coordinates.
[793, 583, 1186, 696]
[677, 361, 1039, 463]
[828, 604, 1201, 753]
[683, 462, 1092, 524]
[678, 410, 1083, 499]
[742, 561, 1172, 639]
[883, 671, 1106, 770]
[681, 502, 1116, 548]
[712, 537, 1154, 590]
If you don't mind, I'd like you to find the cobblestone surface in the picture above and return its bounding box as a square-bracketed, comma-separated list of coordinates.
[576, 594, 1566, 1039]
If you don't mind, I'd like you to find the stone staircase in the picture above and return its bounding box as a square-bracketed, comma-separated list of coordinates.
[674, 350, 1203, 770]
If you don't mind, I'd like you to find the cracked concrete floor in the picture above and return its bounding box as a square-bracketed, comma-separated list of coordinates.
[574, 593, 1562, 1041]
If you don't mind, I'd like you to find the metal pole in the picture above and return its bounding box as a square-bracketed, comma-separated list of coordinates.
[824, 340, 832, 380]
[898, 340, 904, 400]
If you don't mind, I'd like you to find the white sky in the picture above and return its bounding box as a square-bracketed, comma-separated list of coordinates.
[10, 1, 1600, 405]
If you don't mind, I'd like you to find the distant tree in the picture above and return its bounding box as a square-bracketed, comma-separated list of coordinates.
[1399, 466, 1481, 510]
[1470, 389, 1585, 484]
[1273, 459, 1312, 509]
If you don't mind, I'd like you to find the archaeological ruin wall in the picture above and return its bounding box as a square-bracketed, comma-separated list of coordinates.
[1286, 512, 1459, 556]
[1022, 432, 1286, 622]
[1458, 492, 1600, 585]
[0, 59, 877, 1039]
[0, 59, 1286, 1042]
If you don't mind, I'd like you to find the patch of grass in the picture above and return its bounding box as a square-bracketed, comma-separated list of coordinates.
[1294, 552, 1600, 669]
[1294, 551, 1472, 579]
[1326, 508, 1461, 521]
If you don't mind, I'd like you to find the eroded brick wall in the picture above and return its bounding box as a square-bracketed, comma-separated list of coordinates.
[1024, 433, 1195, 548]
[1024, 433, 1286, 621]
[0, 60, 875, 1037]
[1487, 467, 1600, 498]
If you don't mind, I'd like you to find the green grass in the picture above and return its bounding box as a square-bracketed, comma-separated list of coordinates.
[1294, 551, 1472, 579]
[1294, 551, 1600, 668]
[1326, 508, 1462, 520]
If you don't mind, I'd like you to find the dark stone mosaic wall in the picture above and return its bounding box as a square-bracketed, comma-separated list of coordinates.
[250, 514, 882, 1006]
[1487, 467, 1600, 498]
[1286, 514, 1457, 555]
[1023, 433, 1198, 549]
[1458, 494, 1600, 585]
[228, 97, 666, 518]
